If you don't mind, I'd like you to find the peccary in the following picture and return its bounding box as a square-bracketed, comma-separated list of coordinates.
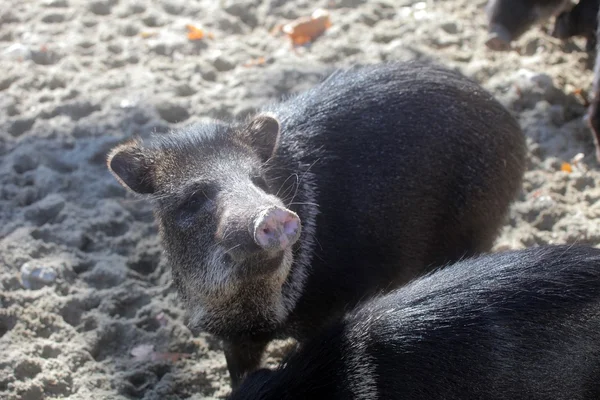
[485, 0, 570, 51]
[552, 0, 599, 51]
[588, 7, 600, 161]
[229, 245, 600, 400]
[107, 61, 526, 387]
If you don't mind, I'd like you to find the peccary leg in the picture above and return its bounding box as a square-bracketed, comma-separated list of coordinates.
[223, 339, 269, 389]
[588, 6, 600, 161]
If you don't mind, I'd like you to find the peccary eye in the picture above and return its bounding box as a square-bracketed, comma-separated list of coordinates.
[251, 175, 269, 192]
[184, 190, 214, 213]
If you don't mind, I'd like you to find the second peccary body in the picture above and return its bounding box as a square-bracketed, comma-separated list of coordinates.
[107, 61, 526, 386]
[485, 0, 570, 50]
[229, 245, 600, 400]
[588, 6, 600, 161]
[552, 0, 599, 51]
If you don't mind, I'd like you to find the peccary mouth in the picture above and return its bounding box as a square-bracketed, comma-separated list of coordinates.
[183, 246, 294, 337]
[234, 251, 285, 278]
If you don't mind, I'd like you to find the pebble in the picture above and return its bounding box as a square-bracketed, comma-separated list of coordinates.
[89, 0, 114, 16]
[20, 262, 58, 290]
[24, 193, 66, 226]
[8, 117, 35, 137]
[441, 22, 458, 34]
[155, 102, 190, 123]
[212, 55, 235, 72]
[43, 0, 69, 6]
[12, 153, 39, 174]
[2, 43, 32, 61]
[41, 13, 66, 23]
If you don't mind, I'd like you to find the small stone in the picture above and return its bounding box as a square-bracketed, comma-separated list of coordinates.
[128, 3, 146, 14]
[20, 262, 58, 290]
[573, 175, 595, 191]
[222, 0, 259, 26]
[41, 13, 65, 23]
[155, 102, 190, 123]
[174, 83, 196, 97]
[161, 0, 185, 15]
[8, 117, 35, 137]
[43, 0, 69, 6]
[24, 193, 66, 226]
[51, 100, 101, 120]
[142, 14, 164, 27]
[120, 24, 139, 37]
[440, 22, 458, 34]
[212, 55, 235, 72]
[89, 0, 114, 16]
[13, 153, 39, 174]
[331, 0, 366, 7]
[2, 43, 31, 61]
[31, 48, 61, 65]
[524, 38, 540, 56]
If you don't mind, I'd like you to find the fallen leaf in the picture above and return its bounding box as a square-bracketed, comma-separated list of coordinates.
[282, 8, 332, 47]
[573, 88, 590, 107]
[243, 56, 266, 67]
[140, 31, 158, 39]
[560, 162, 572, 173]
[186, 24, 213, 41]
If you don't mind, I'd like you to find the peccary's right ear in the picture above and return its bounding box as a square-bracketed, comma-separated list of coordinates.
[107, 140, 155, 195]
[239, 113, 281, 162]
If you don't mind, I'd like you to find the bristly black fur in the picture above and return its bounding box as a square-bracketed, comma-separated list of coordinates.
[230, 245, 600, 400]
[107, 60, 527, 387]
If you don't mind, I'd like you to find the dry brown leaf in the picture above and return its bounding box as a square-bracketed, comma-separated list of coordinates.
[573, 88, 590, 107]
[186, 24, 214, 41]
[282, 9, 331, 46]
[243, 57, 267, 67]
[140, 31, 158, 39]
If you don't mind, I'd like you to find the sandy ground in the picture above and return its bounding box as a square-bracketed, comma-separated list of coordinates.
[1, 0, 599, 399]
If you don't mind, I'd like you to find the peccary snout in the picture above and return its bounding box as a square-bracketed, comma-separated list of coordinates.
[252, 207, 301, 251]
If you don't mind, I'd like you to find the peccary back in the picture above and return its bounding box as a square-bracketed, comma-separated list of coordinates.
[230, 245, 600, 400]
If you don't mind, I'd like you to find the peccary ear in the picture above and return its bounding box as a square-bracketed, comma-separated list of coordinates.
[239, 113, 281, 162]
[107, 140, 155, 195]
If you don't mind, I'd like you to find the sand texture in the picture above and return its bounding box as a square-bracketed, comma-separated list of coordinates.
[1, 0, 599, 399]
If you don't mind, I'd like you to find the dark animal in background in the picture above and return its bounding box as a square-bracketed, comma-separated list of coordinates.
[229, 245, 600, 400]
[107, 61, 526, 388]
[485, 0, 570, 51]
[587, 6, 600, 161]
[551, 0, 599, 51]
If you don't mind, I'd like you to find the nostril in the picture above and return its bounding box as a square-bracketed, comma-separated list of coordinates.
[253, 206, 302, 250]
[283, 219, 298, 235]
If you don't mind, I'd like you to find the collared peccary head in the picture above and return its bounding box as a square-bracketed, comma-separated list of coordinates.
[107, 114, 301, 337]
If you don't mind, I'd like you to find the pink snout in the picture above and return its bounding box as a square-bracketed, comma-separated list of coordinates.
[253, 207, 301, 251]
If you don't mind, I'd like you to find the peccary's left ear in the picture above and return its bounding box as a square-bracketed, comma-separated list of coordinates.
[107, 139, 156, 195]
[239, 113, 281, 162]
